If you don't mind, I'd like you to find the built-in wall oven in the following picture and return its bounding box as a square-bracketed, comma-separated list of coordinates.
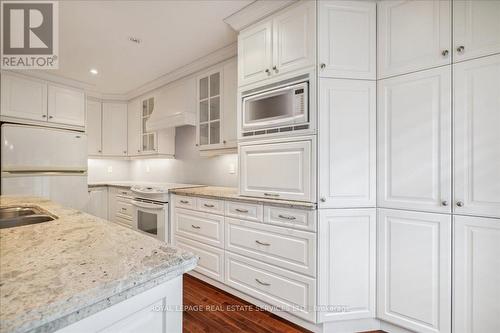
[241, 74, 310, 137]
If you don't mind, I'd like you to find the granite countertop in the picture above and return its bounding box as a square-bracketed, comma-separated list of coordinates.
[170, 186, 316, 209]
[0, 196, 197, 333]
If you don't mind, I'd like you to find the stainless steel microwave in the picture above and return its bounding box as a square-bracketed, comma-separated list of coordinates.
[241, 78, 309, 136]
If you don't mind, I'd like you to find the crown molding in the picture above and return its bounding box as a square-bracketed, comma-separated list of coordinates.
[125, 42, 237, 100]
[223, 0, 297, 31]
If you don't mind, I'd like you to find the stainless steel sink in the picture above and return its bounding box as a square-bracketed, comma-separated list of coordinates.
[0, 206, 56, 229]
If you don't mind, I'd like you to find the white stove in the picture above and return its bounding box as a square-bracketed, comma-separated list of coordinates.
[130, 183, 201, 242]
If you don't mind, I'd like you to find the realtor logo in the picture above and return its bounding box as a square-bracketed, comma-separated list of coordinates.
[1, 1, 58, 69]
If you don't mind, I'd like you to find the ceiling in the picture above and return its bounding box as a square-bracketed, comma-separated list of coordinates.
[51, 1, 251, 95]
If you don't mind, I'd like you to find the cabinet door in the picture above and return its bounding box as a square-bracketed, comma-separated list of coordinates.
[377, 0, 451, 78]
[453, 0, 500, 62]
[127, 98, 141, 156]
[378, 67, 452, 213]
[1, 73, 47, 121]
[318, 0, 376, 79]
[453, 215, 500, 333]
[86, 99, 102, 155]
[319, 79, 375, 208]
[86, 187, 108, 220]
[197, 70, 222, 149]
[454, 55, 500, 218]
[222, 59, 237, 147]
[102, 103, 128, 156]
[272, 0, 315, 76]
[47, 84, 85, 127]
[239, 138, 315, 202]
[318, 209, 376, 322]
[238, 20, 272, 86]
[378, 209, 451, 333]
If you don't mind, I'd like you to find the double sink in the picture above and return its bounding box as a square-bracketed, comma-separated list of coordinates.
[0, 206, 56, 229]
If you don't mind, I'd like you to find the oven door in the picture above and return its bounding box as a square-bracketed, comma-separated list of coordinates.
[242, 82, 308, 131]
[131, 199, 167, 241]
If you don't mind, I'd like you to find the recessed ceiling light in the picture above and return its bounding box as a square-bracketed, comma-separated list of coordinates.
[89, 68, 98, 75]
[128, 36, 142, 44]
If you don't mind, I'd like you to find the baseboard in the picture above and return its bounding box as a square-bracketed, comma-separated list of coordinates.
[322, 318, 380, 333]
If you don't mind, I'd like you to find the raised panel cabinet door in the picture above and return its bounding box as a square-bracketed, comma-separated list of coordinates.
[86, 187, 108, 220]
[378, 67, 452, 213]
[377, 0, 451, 79]
[318, 209, 376, 322]
[319, 79, 376, 208]
[272, 0, 315, 76]
[239, 138, 315, 202]
[127, 98, 141, 156]
[454, 55, 500, 218]
[377, 209, 451, 333]
[318, 0, 376, 79]
[86, 99, 102, 155]
[47, 84, 85, 127]
[102, 102, 128, 156]
[453, 215, 500, 333]
[453, 0, 500, 62]
[222, 58, 237, 147]
[1, 73, 47, 121]
[237, 20, 272, 86]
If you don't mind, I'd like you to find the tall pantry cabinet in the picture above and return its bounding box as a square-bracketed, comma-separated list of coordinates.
[377, 1, 500, 333]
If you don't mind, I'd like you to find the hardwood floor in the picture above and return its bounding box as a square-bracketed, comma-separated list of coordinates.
[183, 274, 385, 333]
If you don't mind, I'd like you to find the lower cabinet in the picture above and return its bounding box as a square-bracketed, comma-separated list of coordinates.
[377, 209, 451, 333]
[108, 186, 133, 227]
[318, 209, 376, 322]
[453, 215, 500, 333]
[85, 187, 108, 219]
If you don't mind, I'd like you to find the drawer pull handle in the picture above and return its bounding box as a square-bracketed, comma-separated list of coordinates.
[121, 192, 128, 195]
[278, 214, 296, 220]
[180, 200, 189, 204]
[255, 278, 271, 286]
[264, 193, 280, 197]
[204, 204, 215, 208]
[191, 225, 201, 229]
[121, 207, 127, 211]
[255, 240, 270, 246]
[235, 208, 249, 213]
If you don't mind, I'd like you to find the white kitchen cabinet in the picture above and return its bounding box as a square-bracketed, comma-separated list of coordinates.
[222, 59, 238, 147]
[453, 215, 500, 333]
[378, 67, 452, 213]
[318, 0, 376, 79]
[102, 102, 128, 157]
[85, 186, 108, 220]
[318, 209, 376, 322]
[377, 209, 451, 333]
[108, 186, 133, 227]
[237, 1, 315, 87]
[454, 55, 500, 218]
[377, 0, 451, 78]
[86, 99, 102, 155]
[453, 0, 500, 63]
[47, 84, 85, 127]
[239, 137, 315, 202]
[319, 79, 376, 208]
[1, 72, 47, 122]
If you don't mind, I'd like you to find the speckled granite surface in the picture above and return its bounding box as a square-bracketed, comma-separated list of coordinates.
[170, 186, 316, 209]
[0, 196, 197, 333]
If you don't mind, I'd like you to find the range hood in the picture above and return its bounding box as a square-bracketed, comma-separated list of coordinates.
[146, 76, 197, 131]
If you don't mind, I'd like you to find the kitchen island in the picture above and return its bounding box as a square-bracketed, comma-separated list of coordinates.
[0, 196, 197, 333]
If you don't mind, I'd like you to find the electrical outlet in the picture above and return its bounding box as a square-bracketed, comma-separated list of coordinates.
[107, 166, 113, 173]
[229, 163, 236, 174]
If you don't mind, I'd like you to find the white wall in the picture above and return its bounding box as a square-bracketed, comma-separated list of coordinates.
[88, 126, 238, 187]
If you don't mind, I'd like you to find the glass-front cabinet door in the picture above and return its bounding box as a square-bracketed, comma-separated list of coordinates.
[141, 97, 156, 152]
[198, 70, 221, 148]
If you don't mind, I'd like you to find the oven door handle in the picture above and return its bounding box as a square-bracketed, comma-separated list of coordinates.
[131, 200, 165, 210]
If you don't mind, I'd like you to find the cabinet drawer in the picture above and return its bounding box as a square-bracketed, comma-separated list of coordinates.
[175, 236, 224, 283]
[196, 197, 224, 215]
[225, 201, 263, 222]
[173, 208, 224, 248]
[173, 195, 197, 210]
[114, 187, 132, 198]
[225, 218, 316, 276]
[116, 199, 132, 220]
[114, 216, 133, 228]
[264, 206, 316, 231]
[225, 252, 316, 322]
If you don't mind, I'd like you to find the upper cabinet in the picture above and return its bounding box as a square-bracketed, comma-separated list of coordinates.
[238, 1, 315, 87]
[318, 0, 376, 80]
[196, 58, 237, 152]
[377, 0, 451, 79]
[1, 72, 85, 129]
[86, 99, 102, 155]
[453, 0, 500, 63]
[102, 102, 128, 157]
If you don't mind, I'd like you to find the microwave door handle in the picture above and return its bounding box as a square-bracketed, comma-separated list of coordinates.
[131, 200, 164, 210]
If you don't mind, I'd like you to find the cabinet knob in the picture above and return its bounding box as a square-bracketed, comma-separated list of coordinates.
[441, 50, 449, 57]
[272, 65, 279, 73]
[320, 197, 326, 202]
[48, 115, 53, 119]
[195, 144, 199, 147]
[441, 200, 448, 206]
[265, 69, 271, 76]
[457, 45, 465, 53]
[137, 150, 140, 152]
[223, 140, 227, 144]
[320, 63, 326, 69]
[123, 150, 127, 154]
[456, 201, 464, 207]
[42, 114, 47, 118]
[98, 150, 102, 153]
